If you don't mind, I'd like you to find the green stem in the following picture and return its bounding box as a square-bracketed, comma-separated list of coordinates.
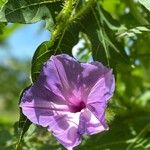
[49, 0, 97, 53]
[50, 0, 73, 47]
[72, 0, 96, 20]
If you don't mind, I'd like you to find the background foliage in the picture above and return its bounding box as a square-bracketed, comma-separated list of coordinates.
[0, 0, 150, 150]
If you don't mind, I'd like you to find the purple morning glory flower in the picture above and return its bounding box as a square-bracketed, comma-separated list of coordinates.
[20, 54, 115, 150]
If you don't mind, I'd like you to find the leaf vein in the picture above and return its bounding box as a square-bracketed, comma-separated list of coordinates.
[5, 0, 62, 16]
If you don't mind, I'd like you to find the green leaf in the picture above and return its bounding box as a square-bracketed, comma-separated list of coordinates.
[116, 26, 150, 39]
[15, 86, 32, 150]
[0, 0, 62, 26]
[0, 22, 6, 34]
[0, 23, 21, 43]
[79, 5, 130, 69]
[136, 26, 150, 31]
[139, 0, 150, 11]
[15, 114, 31, 150]
[0, 0, 7, 10]
[31, 41, 52, 82]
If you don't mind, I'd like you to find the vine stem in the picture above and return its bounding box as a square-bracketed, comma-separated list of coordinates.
[50, 0, 73, 47]
[72, 0, 96, 20]
[48, 0, 97, 54]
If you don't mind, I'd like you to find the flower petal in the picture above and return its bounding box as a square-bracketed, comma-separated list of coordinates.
[20, 82, 70, 127]
[78, 61, 114, 103]
[38, 54, 85, 106]
[20, 83, 81, 150]
[47, 112, 81, 150]
[87, 102, 108, 128]
[87, 69, 115, 104]
[78, 108, 107, 135]
[36, 54, 114, 105]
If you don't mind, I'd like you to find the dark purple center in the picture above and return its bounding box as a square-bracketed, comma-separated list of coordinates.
[70, 101, 86, 113]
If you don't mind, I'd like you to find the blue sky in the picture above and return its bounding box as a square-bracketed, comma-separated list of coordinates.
[0, 22, 91, 64]
[0, 22, 50, 60]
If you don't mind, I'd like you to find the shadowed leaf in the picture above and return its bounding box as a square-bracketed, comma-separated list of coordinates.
[0, 0, 62, 29]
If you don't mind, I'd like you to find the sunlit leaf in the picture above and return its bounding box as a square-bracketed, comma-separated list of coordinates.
[116, 26, 150, 39]
[139, 0, 150, 11]
[0, 22, 6, 34]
